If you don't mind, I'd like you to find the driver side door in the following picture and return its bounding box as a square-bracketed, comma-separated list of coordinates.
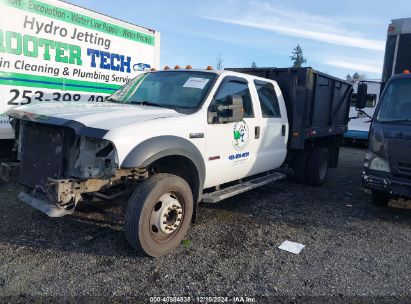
[204, 76, 259, 188]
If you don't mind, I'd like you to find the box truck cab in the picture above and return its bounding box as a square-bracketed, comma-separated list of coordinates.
[360, 18, 411, 206]
[362, 73, 411, 206]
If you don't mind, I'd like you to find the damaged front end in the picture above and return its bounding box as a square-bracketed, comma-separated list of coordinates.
[7, 120, 147, 217]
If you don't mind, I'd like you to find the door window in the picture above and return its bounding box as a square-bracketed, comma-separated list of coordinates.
[254, 80, 281, 118]
[214, 78, 254, 117]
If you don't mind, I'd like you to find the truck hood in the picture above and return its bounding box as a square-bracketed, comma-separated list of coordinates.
[7, 102, 183, 136]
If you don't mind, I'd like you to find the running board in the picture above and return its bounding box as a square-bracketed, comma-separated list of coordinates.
[202, 172, 286, 203]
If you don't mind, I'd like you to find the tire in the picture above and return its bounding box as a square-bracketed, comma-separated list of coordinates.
[306, 147, 329, 186]
[124, 173, 193, 257]
[371, 190, 390, 207]
[293, 149, 310, 184]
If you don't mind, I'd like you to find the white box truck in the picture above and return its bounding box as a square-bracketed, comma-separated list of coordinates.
[0, 0, 160, 152]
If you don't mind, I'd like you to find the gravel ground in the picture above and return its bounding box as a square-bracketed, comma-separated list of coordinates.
[1, 147, 411, 303]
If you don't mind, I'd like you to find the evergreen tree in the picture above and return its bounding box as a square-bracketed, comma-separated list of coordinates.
[290, 44, 307, 68]
[353, 72, 360, 80]
[350, 72, 366, 81]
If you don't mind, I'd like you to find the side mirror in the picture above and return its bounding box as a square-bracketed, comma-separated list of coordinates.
[208, 95, 244, 124]
[356, 83, 368, 109]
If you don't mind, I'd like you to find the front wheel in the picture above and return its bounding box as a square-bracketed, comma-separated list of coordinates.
[124, 173, 193, 257]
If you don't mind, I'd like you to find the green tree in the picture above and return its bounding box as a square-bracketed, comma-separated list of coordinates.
[290, 44, 307, 68]
[346, 72, 367, 83]
[251, 62, 257, 68]
[349, 72, 366, 81]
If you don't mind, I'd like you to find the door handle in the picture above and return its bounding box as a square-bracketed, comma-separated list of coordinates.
[281, 125, 286, 136]
[255, 126, 260, 139]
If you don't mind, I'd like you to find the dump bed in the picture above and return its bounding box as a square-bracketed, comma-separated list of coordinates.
[227, 67, 352, 150]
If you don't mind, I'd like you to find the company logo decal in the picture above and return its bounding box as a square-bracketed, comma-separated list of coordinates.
[232, 120, 250, 151]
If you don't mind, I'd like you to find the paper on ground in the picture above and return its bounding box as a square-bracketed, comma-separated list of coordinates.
[278, 240, 305, 254]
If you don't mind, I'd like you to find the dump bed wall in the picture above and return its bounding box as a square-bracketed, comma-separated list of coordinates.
[227, 68, 352, 149]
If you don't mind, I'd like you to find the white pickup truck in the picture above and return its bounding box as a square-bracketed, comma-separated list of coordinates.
[1, 67, 352, 256]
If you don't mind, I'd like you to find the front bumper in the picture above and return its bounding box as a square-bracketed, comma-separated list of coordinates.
[18, 191, 75, 217]
[362, 169, 411, 198]
[1, 160, 148, 217]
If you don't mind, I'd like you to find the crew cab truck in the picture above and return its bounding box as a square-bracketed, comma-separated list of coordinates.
[1, 67, 351, 257]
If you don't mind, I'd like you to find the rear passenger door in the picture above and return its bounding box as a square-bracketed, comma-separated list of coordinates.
[252, 80, 288, 173]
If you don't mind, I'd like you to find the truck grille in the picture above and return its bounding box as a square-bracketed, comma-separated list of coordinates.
[398, 161, 411, 177]
[19, 122, 67, 188]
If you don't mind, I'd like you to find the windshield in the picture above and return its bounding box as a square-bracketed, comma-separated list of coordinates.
[377, 78, 411, 122]
[108, 71, 217, 109]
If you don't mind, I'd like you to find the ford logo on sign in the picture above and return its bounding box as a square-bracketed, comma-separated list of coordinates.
[133, 63, 151, 71]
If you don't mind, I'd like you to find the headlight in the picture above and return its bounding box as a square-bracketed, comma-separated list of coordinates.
[364, 151, 390, 173]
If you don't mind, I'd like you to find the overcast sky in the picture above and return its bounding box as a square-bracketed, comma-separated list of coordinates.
[68, 0, 411, 79]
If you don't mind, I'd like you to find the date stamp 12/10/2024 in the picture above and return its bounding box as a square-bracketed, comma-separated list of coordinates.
[149, 296, 257, 303]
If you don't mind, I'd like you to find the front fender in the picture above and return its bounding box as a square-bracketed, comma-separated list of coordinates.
[121, 136, 205, 197]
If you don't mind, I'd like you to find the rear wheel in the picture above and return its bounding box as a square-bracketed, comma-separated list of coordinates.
[124, 173, 193, 257]
[306, 147, 329, 186]
[293, 149, 310, 184]
[371, 190, 390, 207]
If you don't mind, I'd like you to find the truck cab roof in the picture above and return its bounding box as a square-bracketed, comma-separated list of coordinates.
[155, 68, 277, 83]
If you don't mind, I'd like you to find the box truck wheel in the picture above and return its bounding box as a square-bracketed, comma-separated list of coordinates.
[306, 147, 329, 186]
[370, 190, 390, 207]
[124, 173, 193, 257]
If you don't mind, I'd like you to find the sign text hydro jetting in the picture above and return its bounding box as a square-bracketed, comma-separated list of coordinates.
[0, 0, 160, 138]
